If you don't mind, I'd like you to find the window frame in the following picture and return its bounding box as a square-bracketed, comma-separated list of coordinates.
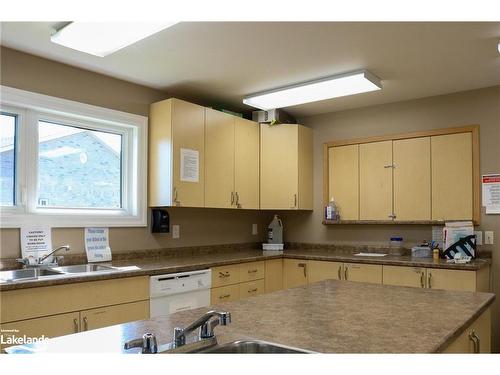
[0, 85, 148, 228]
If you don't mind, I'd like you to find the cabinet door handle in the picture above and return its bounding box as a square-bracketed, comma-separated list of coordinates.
[469, 330, 480, 353]
[219, 294, 230, 299]
[231, 192, 235, 206]
[291, 194, 297, 208]
[298, 263, 307, 278]
[219, 271, 230, 278]
[83, 316, 88, 331]
[428, 272, 432, 289]
[173, 187, 180, 206]
[344, 266, 349, 281]
[338, 266, 342, 280]
[248, 269, 258, 274]
[420, 271, 425, 288]
[248, 288, 258, 293]
[235, 192, 240, 207]
[73, 318, 79, 333]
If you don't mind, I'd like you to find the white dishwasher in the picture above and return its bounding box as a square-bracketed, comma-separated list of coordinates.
[149, 269, 212, 318]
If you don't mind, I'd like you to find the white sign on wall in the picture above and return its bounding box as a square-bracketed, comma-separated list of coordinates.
[20, 226, 52, 260]
[85, 227, 112, 262]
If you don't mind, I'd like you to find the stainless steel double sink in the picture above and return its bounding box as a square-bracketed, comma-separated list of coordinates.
[0, 264, 119, 282]
[192, 340, 314, 354]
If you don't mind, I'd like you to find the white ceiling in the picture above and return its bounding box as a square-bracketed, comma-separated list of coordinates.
[1, 22, 499, 117]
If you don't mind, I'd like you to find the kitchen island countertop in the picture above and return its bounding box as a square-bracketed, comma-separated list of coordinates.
[5, 280, 495, 354]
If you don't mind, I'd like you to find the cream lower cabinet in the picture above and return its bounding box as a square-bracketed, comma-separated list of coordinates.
[283, 259, 308, 289]
[307, 260, 343, 283]
[0, 312, 80, 351]
[265, 259, 283, 293]
[80, 301, 149, 332]
[382, 265, 489, 292]
[443, 309, 491, 353]
[210, 261, 267, 304]
[260, 124, 313, 210]
[383, 265, 426, 288]
[343, 263, 383, 284]
[0, 276, 149, 351]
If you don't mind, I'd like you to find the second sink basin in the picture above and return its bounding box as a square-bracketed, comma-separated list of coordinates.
[51, 264, 115, 273]
[199, 340, 314, 354]
[0, 268, 63, 282]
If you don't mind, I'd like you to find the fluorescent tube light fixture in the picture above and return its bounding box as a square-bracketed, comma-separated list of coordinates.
[243, 70, 382, 110]
[51, 22, 176, 57]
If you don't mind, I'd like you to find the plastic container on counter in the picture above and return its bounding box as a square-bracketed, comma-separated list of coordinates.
[389, 237, 404, 256]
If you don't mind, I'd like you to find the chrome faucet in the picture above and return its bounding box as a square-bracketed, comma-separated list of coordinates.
[173, 310, 231, 347]
[17, 245, 70, 267]
[124, 333, 158, 354]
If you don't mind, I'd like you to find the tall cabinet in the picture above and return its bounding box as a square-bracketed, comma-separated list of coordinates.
[260, 124, 313, 210]
[149, 98, 205, 207]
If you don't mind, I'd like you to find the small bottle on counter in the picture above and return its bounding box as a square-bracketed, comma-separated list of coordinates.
[433, 244, 440, 261]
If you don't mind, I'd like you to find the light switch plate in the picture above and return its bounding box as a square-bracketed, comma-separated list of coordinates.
[484, 231, 494, 245]
[252, 224, 258, 235]
[474, 231, 483, 246]
[172, 224, 180, 239]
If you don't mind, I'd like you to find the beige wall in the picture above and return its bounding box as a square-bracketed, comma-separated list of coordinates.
[0, 47, 269, 259]
[279, 85, 500, 351]
[1, 46, 499, 351]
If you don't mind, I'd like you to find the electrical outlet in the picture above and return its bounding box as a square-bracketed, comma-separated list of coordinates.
[484, 231, 494, 245]
[172, 224, 180, 239]
[252, 224, 258, 235]
[474, 231, 483, 246]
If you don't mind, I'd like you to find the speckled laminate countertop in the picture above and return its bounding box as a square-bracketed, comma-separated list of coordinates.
[5, 280, 495, 354]
[0, 248, 490, 291]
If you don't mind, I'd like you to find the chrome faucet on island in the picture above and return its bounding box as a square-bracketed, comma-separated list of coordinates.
[123, 310, 231, 354]
[17, 245, 70, 268]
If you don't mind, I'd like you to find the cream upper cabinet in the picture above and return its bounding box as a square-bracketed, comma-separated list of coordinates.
[393, 137, 431, 220]
[149, 98, 205, 207]
[260, 124, 313, 210]
[234, 117, 260, 209]
[324, 126, 479, 224]
[431, 132, 473, 221]
[205, 108, 235, 208]
[329, 145, 359, 220]
[359, 141, 393, 220]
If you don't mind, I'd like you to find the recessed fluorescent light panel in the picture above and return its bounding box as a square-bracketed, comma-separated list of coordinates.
[51, 22, 176, 57]
[243, 70, 382, 110]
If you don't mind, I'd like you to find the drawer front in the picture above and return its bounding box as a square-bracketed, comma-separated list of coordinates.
[210, 284, 240, 304]
[0, 276, 149, 323]
[239, 279, 265, 299]
[80, 300, 149, 332]
[239, 261, 265, 282]
[211, 264, 241, 288]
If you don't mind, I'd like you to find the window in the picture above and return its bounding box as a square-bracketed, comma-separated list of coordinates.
[0, 112, 17, 206]
[37, 120, 122, 209]
[0, 86, 147, 227]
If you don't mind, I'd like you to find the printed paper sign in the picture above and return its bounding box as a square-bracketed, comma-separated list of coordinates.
[85, 227, 112, 262]
[180, 148, 199, 182]
[20, 226, 52, 260]
[482, 174, 500, 214]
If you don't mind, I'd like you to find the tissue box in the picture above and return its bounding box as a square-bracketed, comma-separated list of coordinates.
[411, 246, 432, 258]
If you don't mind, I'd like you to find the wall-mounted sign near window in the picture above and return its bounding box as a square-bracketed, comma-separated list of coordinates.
[482, 174, 500, 214]
[20, 226, 52, 260]
[85, 227, 112, 262]
[180, 148, 199, 182]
